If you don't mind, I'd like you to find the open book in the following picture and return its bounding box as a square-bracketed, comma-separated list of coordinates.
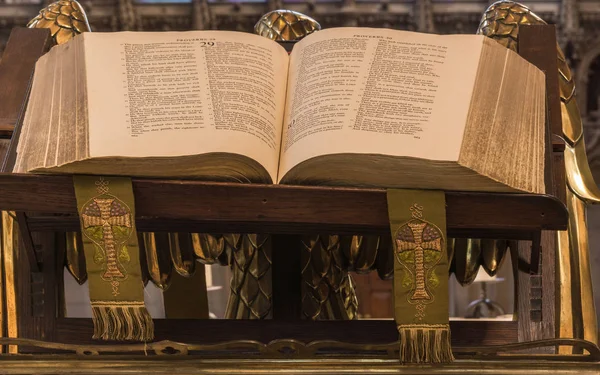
[14, 28, 546, 193]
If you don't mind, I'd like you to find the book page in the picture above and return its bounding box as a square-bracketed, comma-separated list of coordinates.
[83, 31, 289, 182]
[278, 28, 484, 181]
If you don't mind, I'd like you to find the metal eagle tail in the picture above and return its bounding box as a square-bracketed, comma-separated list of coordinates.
[301, 235, 358, 320]
[222, 234, 273, 319]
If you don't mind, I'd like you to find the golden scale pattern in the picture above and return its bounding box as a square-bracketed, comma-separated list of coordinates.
[222, 234, 273, 319]
[27, 0, 91, 45]
[254, 10, 321, 41]
[301, 235, 358, 320]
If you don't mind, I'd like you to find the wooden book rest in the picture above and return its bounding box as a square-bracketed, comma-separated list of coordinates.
[0, 25, 595, 368]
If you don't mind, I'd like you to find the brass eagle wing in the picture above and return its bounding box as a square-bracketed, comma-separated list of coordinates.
[477, 1, 598, 347]
[478, 0, 600, 203]
[27, 0, 91, 45]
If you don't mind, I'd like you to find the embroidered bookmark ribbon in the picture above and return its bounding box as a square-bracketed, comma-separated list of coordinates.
[387, 189, 453, 363]
[74, 176, 153, 341]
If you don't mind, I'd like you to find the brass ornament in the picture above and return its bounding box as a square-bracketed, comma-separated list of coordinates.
[1, 212, 19, 353]
[137, 234, 150, 287]
[448, 239, 513, 281]
[481, 239, 510, 277]
[341, 235, 380, 274]
[477, 0, 599, 348]
[1, 336, 598, 362]
[192, 233, 272, 320]
[452, 239, 481, 286]
[158, 234, 211, 320]
[65, 232, 87, 285]
[225, 234, 272, 319]
[254, 10, 321, 42]
[557, 39, 600, 205]
[168, 233, 196, 277]
[446, 238, 455, 266]
[27, 0, 91, 45]
[192, 233, 228, 266]
[564, 140, 600, 203]
[140, 232, 173, 290]
[301, 235, 358, 320]
[558, 188, 598, 351]
[0, 338, 599, 374]
[0, 214, 4, 353]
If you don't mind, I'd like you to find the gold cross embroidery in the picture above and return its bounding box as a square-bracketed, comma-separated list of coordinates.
[396, 221, 442, 301]
[81, 197, 131, 280]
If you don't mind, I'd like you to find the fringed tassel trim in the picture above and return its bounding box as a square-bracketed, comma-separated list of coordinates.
[91, 301, 154, 341]
[398, 324, 454, 364]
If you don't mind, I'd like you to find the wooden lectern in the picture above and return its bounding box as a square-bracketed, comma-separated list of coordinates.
[0, 25, 597, 374]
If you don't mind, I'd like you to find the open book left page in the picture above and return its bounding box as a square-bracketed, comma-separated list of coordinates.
[15, 30, 289, 183]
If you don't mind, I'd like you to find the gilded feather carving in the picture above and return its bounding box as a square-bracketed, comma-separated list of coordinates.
[302, 235, 358, 320]
[27, 0, 91, 45]
[64, 231, 87, 285]
[224, 234, 273, 319]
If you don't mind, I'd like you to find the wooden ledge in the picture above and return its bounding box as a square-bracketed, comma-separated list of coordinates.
[0, 357, 597, 375]
[0, 173, 567, 237]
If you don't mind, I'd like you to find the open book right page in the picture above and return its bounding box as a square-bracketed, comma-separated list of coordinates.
[277, 28, 485, 182]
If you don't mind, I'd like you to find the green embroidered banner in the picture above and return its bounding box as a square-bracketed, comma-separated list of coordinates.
[74, 175, 153, 341]
[387, 189, 453, 363]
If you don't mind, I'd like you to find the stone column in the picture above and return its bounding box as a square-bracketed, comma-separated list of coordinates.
[414, 0, 435, 33]
[192, 0, 214, 30]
